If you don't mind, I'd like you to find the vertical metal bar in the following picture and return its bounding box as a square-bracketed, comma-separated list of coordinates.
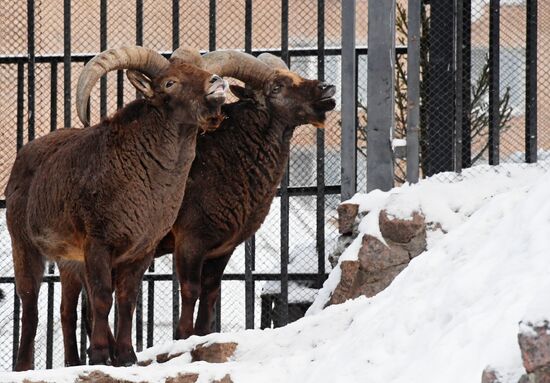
[17, 62, 25, 151]
[50, 62, 58, 132]
[170, 0, 180, 343]
[488, 0, 500, 165]
[462, 0, 472, 168]
[243, 0, 254, 330]
[209, 0, 216, 51]
[117, 70, 124, 109]
[367, 0, 396, 192]
[46, 263, 55, 369]
[245, 0, 252, 53]
[100, 0, 107, 118]
[426, 0, 455, 175]
[525, 0, 537, 163]
[316, 0, 326, 287]
[27, 0, 35, 141]
[147, 263, 155, 348]
[136, 286, 143, 352]
[244, 239, 255, 329]
[406, 0, 421, 183]
[454, 0, 463, 173]
[341, 0, 356, 200]
[80, 292, 87, 365]
[136, 0, 143, 46]
[134, 0, 144, 347]
[278, 0, 289, 327]
[13, 288, 20, 369]
[214, 285, 221, 332]
[172, 0, 180, 49]
[64, 0, 71, 128]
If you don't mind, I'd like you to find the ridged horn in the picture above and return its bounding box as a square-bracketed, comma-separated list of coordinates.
[257, 53, 288, 70]
[76, 46, 169, 126]
[201, 50, 274, 89]
[170, 47, 203, 67]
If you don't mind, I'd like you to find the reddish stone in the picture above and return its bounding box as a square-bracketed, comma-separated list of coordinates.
[191, 342, 237, 363]
[518, 321, 550, 373]
[165, 373, 199, 383]
[76, 371, 147, 383]
[358, 234, 409, 272]
[481, 367, 503, 383]
[338, 203, 359, 235]
[212, 375, 233, 383]
[379, 210, 426, 244]
[328, 261, 360, 305]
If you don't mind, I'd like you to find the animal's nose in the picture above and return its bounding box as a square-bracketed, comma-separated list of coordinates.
[319, 82, 336, 97]
[210, 75, 222, 84]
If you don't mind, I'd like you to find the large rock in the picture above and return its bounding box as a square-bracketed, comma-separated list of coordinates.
[337, 203, 359, 235]
[379, 210, 425, 244]
[481, 367, 503, 383]
[519, 321, 550, 373]
[76, 371, 147, 383]
[328, 261, 360, 305]
[358, 234, 409, 272]
[165, 374, 199, 383]
[191, 342, 237, 363]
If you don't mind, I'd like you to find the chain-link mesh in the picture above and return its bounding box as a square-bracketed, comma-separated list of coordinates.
[0, 0, 346, 371]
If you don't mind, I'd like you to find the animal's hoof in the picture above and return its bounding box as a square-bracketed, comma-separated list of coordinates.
[114, 348, 137, 367]
[64, 359, 83, 367]
[89, 348, 111, 366]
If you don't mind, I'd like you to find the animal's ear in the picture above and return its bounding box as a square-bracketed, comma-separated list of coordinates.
[229, 85, 255, 101]
[127, 70, 155, 99]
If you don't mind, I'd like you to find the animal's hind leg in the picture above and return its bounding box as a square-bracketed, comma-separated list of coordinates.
[112, 252, 154, 367]
[194, 253, 232, 336]
[173, 237, 204, 340]
[84, 240, 114, 365]
[59, 264, 84, 367]
[12, 242, 45, 371]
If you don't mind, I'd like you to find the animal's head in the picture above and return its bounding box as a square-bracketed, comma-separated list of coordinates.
[170, 50, 336, 129]
[76, 46, 228, 129]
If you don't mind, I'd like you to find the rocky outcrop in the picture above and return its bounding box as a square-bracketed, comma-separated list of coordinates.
[191, 342, 238, 363]
[328, 206, 427, 307]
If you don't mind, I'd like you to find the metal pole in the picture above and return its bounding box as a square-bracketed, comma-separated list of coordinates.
[340, 0, 356, 200]
[100, 0, 107, 118]
[63, 0, 71, 128]
[27, 0, 35, 141]
[462, 0, 472, 168]
[406, 0, 421, 183]
[367, 0, 395, 192]
[454, 0, 463, 173]
[316, 0, 326, 287]
[209, 0, 216, 51]
[525, 0, 537, 163]
[488, 0, 500, 165]
[278, 0, 289, 327]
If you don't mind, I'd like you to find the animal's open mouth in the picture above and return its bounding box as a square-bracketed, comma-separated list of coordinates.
[208, 80, 229, 96]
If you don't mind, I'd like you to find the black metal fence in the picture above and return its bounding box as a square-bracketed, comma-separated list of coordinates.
[0, 0, 546, 371]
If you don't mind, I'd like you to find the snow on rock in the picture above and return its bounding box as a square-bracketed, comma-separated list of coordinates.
[3, 162, 550, 382]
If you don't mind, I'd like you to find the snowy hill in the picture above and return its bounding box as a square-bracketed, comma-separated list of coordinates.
[3, 162, 550, 383]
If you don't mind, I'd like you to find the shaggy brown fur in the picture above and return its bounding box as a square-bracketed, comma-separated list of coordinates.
[6, 63, 226, 370]
[58, 70, 335, 353]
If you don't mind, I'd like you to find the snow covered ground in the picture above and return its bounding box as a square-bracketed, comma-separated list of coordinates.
[2, 161, 550, 382]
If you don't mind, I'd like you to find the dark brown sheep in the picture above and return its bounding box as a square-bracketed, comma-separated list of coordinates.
[5, 45, 228, 370]
[57, 50, 335, 355]
[161, 52, 336, 339]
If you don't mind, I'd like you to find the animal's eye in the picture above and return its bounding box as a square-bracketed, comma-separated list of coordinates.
[272, 84, 282, 94]
[165, 80, 176, 88]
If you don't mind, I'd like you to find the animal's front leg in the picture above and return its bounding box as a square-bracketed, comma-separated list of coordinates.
[195, 253, 232, 336]
[84, 241, 114, 365]
[112, 252, 154, 367]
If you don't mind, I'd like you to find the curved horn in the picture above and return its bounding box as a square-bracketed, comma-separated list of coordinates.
[76, 46, 169, 126]
[170, 47, 203, 67]
[201, 50, 275, 89]
[257, 53, 288, 70]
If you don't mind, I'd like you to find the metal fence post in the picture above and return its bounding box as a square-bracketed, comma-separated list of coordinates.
[27, 0, 35, 142]
[63, 0, 71, 128]
[367, 0, 395, 192]
[525, 0, 537, 163]
[340, 0, 356, 200]
[406, 0, 421, 184]
[488, 0, 500, 165]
